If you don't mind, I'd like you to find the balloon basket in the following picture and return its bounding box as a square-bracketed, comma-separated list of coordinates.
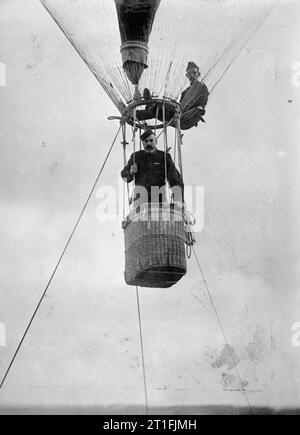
[123, 203, 187, 288]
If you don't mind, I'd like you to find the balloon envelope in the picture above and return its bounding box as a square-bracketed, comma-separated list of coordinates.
[40, 0, 277, 111]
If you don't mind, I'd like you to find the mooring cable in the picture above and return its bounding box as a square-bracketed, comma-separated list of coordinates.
[192, 245, 254, 414]
[0, 125, 122, 391]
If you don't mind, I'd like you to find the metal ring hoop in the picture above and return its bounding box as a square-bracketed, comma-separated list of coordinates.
[124, 97, 182, 130]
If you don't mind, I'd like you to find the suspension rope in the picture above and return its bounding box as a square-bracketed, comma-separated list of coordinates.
[41, 0, 278, 107]
[0, 125, 122, 392]
[121, 122, 130, 218]
[132, 108, 137, 169]
[173, 125, 177, 166]
[176, 118, 184, 181]
[191, 245, 254, 414]
[162, 101, 169, 203]
[175, 119, 193, 258]
[210, 2, 279, 94]
[135, 286, 149, 415]
[120, 124, 149, 414]
[155, 105, 159, 130]
[121, 120, 149, 414]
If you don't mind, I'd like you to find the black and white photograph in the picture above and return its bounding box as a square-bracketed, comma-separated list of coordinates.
[0, 0, 299, 417]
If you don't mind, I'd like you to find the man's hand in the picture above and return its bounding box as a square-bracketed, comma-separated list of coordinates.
[130, 163, 138, 175]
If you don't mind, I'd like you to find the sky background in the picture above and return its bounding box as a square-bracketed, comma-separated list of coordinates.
[0, 0, 300, 414]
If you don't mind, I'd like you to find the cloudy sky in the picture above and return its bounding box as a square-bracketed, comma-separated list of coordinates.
[0, 0, 299, 414]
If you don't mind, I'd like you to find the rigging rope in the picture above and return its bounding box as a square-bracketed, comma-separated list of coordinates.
[162, 101, 169, 203]
[121, 124, 149, 415]
[0, 125, 122, 392]
[175, 118, 184, 180]
[210, 2, 279, 94]
[136, 286, 149, 415]
[191, 245, 254, 414]
[173, 125, 177, 167]
[121, 122, 130, 218]
[40, 0, 278, 108]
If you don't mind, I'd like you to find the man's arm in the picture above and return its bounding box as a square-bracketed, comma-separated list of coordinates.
[121, 153, 134, 183]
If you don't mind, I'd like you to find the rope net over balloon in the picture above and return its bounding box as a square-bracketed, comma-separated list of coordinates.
[40, 0, 278, 113]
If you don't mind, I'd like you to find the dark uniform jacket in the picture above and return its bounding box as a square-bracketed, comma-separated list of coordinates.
[121, 150, 184, 198]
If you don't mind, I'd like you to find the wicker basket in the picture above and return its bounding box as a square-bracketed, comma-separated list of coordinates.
[123, 203, 187, 288]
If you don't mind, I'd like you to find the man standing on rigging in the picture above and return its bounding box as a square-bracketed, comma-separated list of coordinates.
[121, 130, 184, 206]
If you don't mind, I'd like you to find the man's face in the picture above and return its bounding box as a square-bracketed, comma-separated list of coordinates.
[186, 67, 200, 83]
[143, 134, 157, 154]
